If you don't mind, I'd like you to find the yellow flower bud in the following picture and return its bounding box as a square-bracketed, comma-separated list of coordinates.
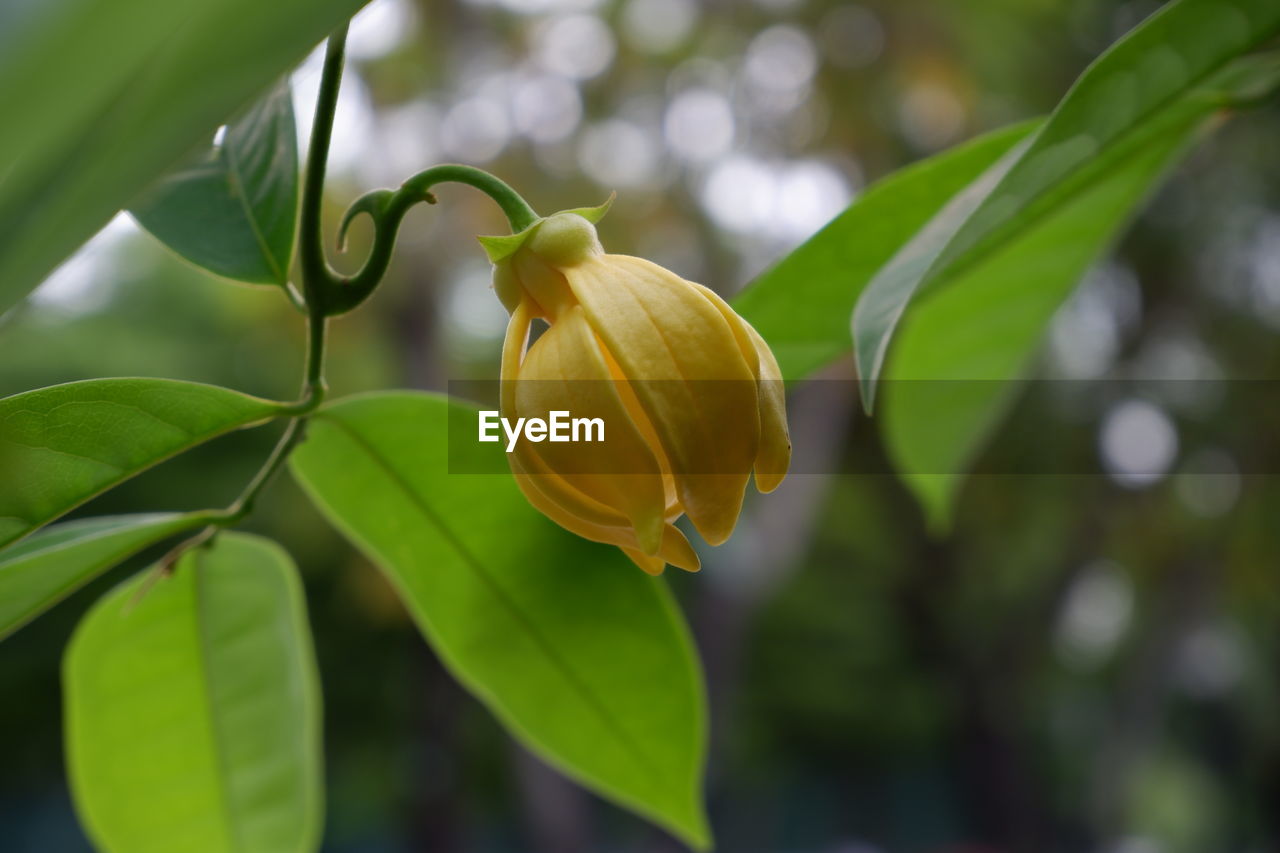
[486, 209, 790, 575]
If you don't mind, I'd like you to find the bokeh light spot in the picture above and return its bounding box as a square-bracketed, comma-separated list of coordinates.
[664, 88, 735, 162]
[533, 14, 616, 80]
[1099, 399, 1178, 488]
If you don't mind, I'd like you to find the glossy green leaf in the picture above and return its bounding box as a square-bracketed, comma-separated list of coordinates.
[853, 0, 1280, 405]
[132, 81, 298, 285]
[0, 379, 285, 549]
[733, 120, 1039, 381]
[0, 0, 368, 315]
[876, 54, 1280, 529]
[290, 392, 710, 849]
[883, 117, 1200, 532]
[0, 512, 211, 640]
[65, 532, 323, 853]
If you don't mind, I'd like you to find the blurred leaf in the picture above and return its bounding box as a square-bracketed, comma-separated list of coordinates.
[883, 116, 1199, 531]
[290, 392, 710, 849]
[132, 81, 298, 285]
[0, 0, 368, 315]
[879, 55, 1280, 530]
[0, 512, 208, 640]
[733, 121, 1038, 381]
[853, 0, 1280, 406]
[0, 378, 284, 549]
[64, 532, 322, 853]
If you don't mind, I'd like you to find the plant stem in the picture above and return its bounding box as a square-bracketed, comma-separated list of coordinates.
[323, 164, 540, 314]
[405, 164, 540, 232]
[297, 22, 349, 401]
[152, 417, 307, 573]
[298, 22, 349, 317]
[224, 22, 353, 514]
[226, 417, 308, 521]
[164, 25, 351, 569]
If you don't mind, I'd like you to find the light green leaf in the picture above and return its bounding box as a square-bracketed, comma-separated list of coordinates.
[0, 0, 369, 315]
[64, 532, 323, 853]
[289, 392, 710, 849]
[732, 120, 1039, 381]
[0, 512, 210, 640]
[853, 0, 1280, 406]
[132, 81, 298, 285]
[877, 54, 1280, 529]
[0, 378, 285, 549]
[883, 117, 1201, 532]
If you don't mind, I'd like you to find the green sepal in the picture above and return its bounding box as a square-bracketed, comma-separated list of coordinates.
[560, 192, 615, 224]
[477, 193, 614, 263]
[477, 221, 541, 263]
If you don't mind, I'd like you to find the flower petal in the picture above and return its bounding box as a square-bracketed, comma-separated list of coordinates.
[691, 283, 791, 492]
[500, 298, 534, 395]
[511, 456, 700, 573]
[743, 322, 791, 493]
[563, 255, 759, 545]
[513, 305, 667, 553]
[621, 548, 666, 576]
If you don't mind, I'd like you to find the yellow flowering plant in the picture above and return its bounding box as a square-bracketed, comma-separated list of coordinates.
[7, 0, 1272, 848]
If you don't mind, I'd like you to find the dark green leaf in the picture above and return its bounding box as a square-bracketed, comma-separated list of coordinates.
[0, 0, 368, 315]
[290, 392, 710, 849]
[0, 379, 285, 549]
[733, 121, 1038, 381]
[132, 81, 298, 285]
[65, 532, 323, 853]
[853, 0, 1280, 406]
[0, 512, 209, 640]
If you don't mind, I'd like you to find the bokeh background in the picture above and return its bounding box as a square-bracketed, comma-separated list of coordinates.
[3, 0, 1279, 850]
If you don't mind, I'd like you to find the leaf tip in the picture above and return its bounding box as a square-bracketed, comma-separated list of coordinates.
[858, 376, 877, 414]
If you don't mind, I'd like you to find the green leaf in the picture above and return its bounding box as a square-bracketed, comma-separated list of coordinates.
[883, 118, 1200, 532]
[64, 532, 323, 853]
[0, 379, 285, 549]
[0, 512, 210, 641]
[131, 81, 298, 285]
[853, 0, 1280, 406]
[876, 54, 1280, 529]
[0, 0, 369, 315]
[732, 120, 1039, 381]
[290, 392, 710, 849]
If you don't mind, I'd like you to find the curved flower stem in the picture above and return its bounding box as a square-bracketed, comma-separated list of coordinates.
[293, 19, 539, 316]
[324, 164, 540, 315]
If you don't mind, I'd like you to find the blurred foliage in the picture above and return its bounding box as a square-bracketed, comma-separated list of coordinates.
[2, 0, 1279, 850]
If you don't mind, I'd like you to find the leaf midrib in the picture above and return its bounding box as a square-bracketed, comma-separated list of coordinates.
[193, 552, 246, 852]
[315, 413, 669, 795]
[222, 136, 285, 285]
